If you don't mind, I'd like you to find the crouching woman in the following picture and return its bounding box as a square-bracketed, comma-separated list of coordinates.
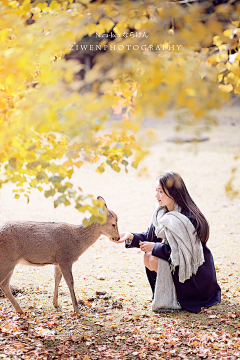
[116, 172, 221, 313]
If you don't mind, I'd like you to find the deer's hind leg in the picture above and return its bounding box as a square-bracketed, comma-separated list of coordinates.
[53, 265, 62, 308]
[0, 269, 24, 314]
[59, 263, 80, 314]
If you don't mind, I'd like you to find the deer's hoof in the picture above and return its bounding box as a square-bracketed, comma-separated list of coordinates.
[74, 308, 81, 315]
[16, 308, 24, 315]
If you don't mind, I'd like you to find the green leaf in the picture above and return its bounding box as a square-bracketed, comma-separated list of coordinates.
[7, 158, 17, 170]
[75, 203, 83, 210]
[26, 161, 41, 170]
[97, 206, 106, 215]
[54, 196, 71, 208]
[58, 186, 68, 193]
[123, 148, 132, 157]
[83, 218, 90, 227]
[122, 160, 128, 166]
[45, 189, 55, 198]
[36, 172, 47, 181]
[41, 160, 50, 169]
[49, 176, 65, 183]
[116, 142, 124, 149]
[68, 188, 75, 194]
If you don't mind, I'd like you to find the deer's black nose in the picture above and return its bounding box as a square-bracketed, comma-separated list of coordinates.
[111, 237, 120, 241]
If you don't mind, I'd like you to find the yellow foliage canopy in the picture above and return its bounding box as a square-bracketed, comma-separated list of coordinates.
[0, 0, 239, 221]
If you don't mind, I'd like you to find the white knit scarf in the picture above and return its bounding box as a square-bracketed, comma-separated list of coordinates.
[151, 203, 205, 312]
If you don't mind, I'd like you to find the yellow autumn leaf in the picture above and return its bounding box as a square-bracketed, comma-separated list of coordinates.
[218, 84, 233, 93]
[113, 22, 128, 36]
[99, 18, 115, 32]
[186, 88, 196, 97]
[49, 0, 60, 9]
[85, 23, 98, 37]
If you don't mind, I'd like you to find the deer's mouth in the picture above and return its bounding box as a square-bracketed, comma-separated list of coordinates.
[110, 237, 119, 242]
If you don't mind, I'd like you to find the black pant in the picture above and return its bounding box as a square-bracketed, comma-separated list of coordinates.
[145, 267, 157, 297]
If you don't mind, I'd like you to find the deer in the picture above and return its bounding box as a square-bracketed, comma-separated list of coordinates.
[0, 196, 119, 314]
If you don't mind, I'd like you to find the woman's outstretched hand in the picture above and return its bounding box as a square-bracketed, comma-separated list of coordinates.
[140, 242, 155, 252]
[113, 232, 134, 244]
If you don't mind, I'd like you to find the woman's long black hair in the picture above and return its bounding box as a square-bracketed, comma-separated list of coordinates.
[158, 172, 209, 243]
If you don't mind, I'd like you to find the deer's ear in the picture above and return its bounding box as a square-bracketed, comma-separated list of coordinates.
[97, 196, 108, 210]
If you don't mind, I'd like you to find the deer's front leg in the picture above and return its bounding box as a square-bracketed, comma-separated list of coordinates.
[53, 265, 62, 308]
[59, 263, 80, 314]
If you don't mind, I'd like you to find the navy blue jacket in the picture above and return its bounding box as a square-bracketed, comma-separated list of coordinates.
[126, 216, 221, 313]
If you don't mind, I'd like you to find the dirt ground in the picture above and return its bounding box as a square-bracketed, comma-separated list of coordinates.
[0, 106, 239, 359]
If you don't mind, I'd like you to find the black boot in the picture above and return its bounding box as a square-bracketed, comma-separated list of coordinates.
[145, 267, 157, 299]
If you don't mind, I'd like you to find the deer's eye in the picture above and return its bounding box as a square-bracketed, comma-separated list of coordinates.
[112, 224, 116, 227]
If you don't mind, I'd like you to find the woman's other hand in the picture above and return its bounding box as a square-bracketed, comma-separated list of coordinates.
[140, 242, 155, 252]
[113, 232, 134, 244]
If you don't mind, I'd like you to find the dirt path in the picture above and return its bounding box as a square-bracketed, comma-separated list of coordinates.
[0, 110, 239, 359]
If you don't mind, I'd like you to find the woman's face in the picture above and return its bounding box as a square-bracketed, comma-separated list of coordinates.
[155, 180, 175, 211]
